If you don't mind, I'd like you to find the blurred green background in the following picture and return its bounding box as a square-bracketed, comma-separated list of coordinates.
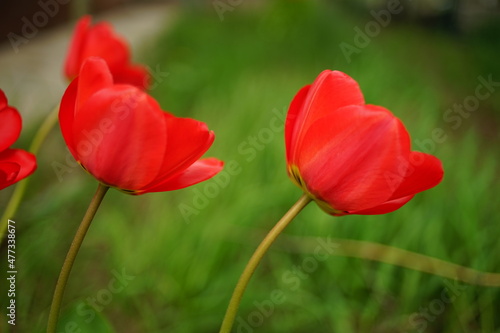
[1, 0, 500, 332]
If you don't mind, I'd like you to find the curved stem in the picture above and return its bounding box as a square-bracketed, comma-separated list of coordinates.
[219, 194, 312, 333]
[271, 235, 500, 287]
[29, 105, 60, 156]
[0, 105, 59, 243]
[47, 183, 109, 333]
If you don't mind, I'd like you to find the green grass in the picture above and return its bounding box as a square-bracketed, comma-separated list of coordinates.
[1, 1, 500, 332]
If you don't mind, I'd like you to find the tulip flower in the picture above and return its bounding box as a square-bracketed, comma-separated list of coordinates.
[49, 57, 222, 331]
[285, 70, 444, 216]
[59, 57, 222, 194]
[220, 70, 445, 333]
[64, 15, 149, 89]
[0, 90, 37, 191]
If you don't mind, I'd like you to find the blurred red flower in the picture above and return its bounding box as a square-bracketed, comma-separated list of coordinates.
[285, 70, 443, 216]
[64, 15, 149, 89]
[0, 90, 37, 190]
[59, 57, 223, 194]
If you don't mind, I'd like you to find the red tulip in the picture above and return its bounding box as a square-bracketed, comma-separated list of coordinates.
[64, 15, 149, 89]
[0, 90, 37, 190]
[60, 57, 223, 194]
[285, 70, 443, 216]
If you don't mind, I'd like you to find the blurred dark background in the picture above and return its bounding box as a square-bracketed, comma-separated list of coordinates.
[0, 0, 165, 45]
[2, 0, 500, 43]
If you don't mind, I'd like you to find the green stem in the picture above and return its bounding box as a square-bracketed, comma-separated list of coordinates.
[219, 194, 312, 333]
[270, 235, 500, 287]
[29, 105, 60, 156]
[0, 105, 59, 243]
[46, 183, 109, 333]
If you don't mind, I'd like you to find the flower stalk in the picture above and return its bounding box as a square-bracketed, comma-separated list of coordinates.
[219, 194, 312, 333]
[47, 183, 109, 333]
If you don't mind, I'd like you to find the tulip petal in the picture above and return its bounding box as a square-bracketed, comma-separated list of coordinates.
[290, 70, 365, 161]
[64, 15, 91, 79]
[285, 84, 310, 163]
[299, 104, 411, 212]
[140, 158, 223, 193]
[76, 57, 114, 114]
[0, 149, 37, 189]
[64, 16, 148, 88]
[59, 79, 79, 158]
[145, 115, 215, 188]
[60, 58, 114, 161]
[73, 86, 167, 189]
[0, 162, 20, 190]
[391, 151, 444, 199]
[0, 89, 7, 109]
[0, 93, 22, 152]
[84, 22, 130, 71]
[352, 195, 414, 215]
[113, 64, 150, 89]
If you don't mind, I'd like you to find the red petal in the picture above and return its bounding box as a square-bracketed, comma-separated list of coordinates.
[60, 58, 113, 161]
[0, 162, 20, 190]
[285, 84, 310, 164]
[298, 104, 411, 212]
[0, 149, 37, 189]
[391, 151, 444, 199]
[64, 15, 91, 80]
[64, 17, 145, 88]
[143, 115, 215, 189]
[140, 158, 223, 193]
[351, 195, 414, 215]
[75, 57, 114, 114]
[0, 89, 8, 109]
[112, 64, 150, 89]
[356, 153, 444, 215]
[0, 91, 22, 152]
[72, 86, 167, 190]
[83, 22, 130, 74]
[290, 70, 365, 161]
[59, 79, 79, 159]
